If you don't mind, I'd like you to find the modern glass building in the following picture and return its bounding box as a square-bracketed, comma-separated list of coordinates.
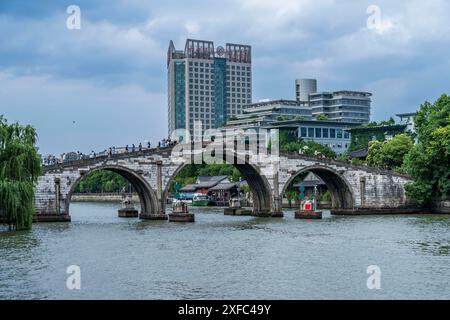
[167, 39, 252, 138]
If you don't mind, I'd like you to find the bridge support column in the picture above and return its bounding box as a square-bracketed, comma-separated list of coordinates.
[270, 169, 284, 217]
[140, 161, 168, 221]
[360, 177, 366, 208]
[271, 196, 284, 217]
[32, 177, 71, 222]
[54, 178, 61, 215]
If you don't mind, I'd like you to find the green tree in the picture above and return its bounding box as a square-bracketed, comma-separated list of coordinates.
[402, 95, 450, 205]
[0, 116, 42, 231]
[336, 153, 350, 162]
[76, 170, 129, 193]
[281, 140, 336, 158]
[315, 114, 329, 121]
[285, 190, 298, 207]
[366, 134, 413, 171]
[348, 118, 406, 152]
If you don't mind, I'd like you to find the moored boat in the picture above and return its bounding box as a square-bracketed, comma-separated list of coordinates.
[192, 194, 210, 206]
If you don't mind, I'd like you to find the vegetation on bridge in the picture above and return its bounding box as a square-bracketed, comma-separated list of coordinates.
[0, 116, 42, 231]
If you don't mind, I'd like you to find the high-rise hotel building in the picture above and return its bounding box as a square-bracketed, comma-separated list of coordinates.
[167, 39, 252, 138]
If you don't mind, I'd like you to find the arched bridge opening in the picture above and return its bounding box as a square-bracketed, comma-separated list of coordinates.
[66, 165, 159, 217]
[282, 166, 355, 210]
[163, 156, 273, 216]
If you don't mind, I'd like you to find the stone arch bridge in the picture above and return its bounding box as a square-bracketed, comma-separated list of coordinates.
[34, 144, 414, 222]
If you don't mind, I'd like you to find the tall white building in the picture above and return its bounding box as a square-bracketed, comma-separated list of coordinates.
[167, 39, 252, 139]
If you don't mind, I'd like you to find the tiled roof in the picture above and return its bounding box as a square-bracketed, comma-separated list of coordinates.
[208, 182, 238, 191]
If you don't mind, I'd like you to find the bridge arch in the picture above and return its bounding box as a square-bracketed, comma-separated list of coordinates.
[281, 165, 355, 210]
[66, 165, 160, 216]
[163, 157, 273, 215]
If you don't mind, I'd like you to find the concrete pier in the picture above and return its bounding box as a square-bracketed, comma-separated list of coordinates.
[118, 208, 139, 218]
[169, 213, 195, 222]
[169, 202, 194, 222]
[224, 208, 253, 216]
[295, 210, 322, 219]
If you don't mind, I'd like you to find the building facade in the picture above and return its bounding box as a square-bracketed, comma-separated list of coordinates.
[167, 39, 252, 138]
[348, 123, 408, 153]
[309, 90, 372, 124]
[265, 119, 356, 154]
[396, 112, 416, 133]
[225, 100, 313, 130]
[223, 100, 357, 154]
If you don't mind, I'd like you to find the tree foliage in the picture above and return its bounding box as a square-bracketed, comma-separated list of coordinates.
[402, 95, 450, 205]
[348, 122, 406, 152]
[0, 116, 42, 230]
[75, 170, 130, 193]
[315, 114, 329, 121]
[281, 140, 336, 158]
[366, 134, 413, 171]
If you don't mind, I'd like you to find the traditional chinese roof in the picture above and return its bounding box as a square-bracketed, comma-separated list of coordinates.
[208, 182, 239, 192]
[293, 172, 326, 187]
[179, 176, 229, 192]
[197, 176, 228, 183]
[349, 147, 369, 159]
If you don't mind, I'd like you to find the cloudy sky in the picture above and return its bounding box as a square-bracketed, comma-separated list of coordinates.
[1, 0, 449, 155]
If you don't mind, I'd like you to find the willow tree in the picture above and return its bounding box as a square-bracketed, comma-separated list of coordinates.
[0, 116, 42, 231]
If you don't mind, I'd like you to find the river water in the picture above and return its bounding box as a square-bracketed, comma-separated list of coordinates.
[0, 202, 449, 300]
